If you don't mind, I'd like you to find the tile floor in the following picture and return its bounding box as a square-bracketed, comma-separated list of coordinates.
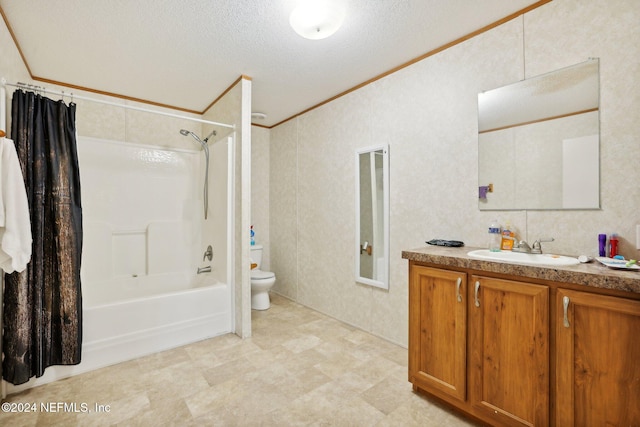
[0, 294, 478, 426]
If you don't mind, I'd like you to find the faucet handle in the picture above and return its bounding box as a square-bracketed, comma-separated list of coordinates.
[532, 237, 554, 254]
[203, 245, 213, 261]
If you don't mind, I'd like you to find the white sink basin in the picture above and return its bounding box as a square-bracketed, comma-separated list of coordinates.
[467, 249, 580, 267]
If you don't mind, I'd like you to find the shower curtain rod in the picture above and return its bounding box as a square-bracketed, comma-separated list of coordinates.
[1, 78, 235, 129]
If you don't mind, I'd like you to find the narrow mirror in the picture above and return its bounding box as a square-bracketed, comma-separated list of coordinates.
[355, 144, 389, 289]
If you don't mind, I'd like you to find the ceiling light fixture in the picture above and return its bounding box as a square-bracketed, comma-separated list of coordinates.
[289, 0, 345, 40]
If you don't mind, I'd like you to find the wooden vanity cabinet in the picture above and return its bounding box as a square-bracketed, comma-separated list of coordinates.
[555, 289, 640, 426]
[407, 254, 640, 426]
[469, 275, 549, 427]
[409, 264, 467, 403]
[409, 263, 549, 426]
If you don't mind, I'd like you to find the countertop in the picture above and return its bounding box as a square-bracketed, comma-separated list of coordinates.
[402, 246, 640, 295]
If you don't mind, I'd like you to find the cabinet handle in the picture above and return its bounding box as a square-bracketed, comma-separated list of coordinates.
[474, 281, 480, 307]
[456, 277, 462, 302]
[563, 296, 570, 328]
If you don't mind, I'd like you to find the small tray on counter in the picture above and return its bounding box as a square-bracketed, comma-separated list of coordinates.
[596, 257, 640, 271]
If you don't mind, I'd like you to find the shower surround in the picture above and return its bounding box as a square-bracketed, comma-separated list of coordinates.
[5, 136, 234, 393]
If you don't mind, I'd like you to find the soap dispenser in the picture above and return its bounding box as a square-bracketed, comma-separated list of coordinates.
[500, 223, 515, 250]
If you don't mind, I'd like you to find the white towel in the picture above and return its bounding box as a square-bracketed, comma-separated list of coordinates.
[0, 137, 4, 227]
[0, 137, 32, 273]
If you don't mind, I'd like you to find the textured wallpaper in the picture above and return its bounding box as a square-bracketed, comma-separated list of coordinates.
[268, 0, 640, 347]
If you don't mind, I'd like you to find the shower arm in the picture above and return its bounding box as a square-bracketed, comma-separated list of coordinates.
[202, 129, 217, 143]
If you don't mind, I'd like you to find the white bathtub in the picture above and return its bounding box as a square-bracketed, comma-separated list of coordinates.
[5, 271, 232, 394]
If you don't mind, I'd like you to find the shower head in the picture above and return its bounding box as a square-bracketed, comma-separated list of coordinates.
[179, 129, 217, 145]
[179, 129, 207, 149]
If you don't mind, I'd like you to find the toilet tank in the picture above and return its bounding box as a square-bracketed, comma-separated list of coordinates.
[250, 244, 263, 269]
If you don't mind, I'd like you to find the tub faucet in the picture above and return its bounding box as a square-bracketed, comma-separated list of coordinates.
[197, 266, 212, 274]
[203, 245, 213, 262]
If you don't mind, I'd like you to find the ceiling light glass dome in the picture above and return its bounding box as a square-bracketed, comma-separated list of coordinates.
[289, 0, 346, 40]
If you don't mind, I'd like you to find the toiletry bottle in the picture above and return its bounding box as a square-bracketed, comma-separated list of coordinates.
[598, 234, 606, 257]
[500, 223, 514, 251]
[488, 220, 502, 252]
[250, 225, 255, 246]
[609, 234, 618, 258]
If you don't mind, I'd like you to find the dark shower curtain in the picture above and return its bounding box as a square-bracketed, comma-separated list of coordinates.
[2, 90, 83, 385]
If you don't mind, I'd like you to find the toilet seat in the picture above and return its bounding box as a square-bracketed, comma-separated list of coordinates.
[251, 269, 275, 280]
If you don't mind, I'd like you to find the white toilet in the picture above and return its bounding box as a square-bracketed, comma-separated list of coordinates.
[250, 244, 276, 310]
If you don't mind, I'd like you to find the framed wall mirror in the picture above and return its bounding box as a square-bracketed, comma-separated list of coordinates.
[478, 59, 600, 210]
[355, 144, 389, 289]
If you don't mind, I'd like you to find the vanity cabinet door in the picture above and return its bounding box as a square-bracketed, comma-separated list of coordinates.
[409, 264, 467, 402]
[469, 276, 549, 427]
[556, 289, 640, 426]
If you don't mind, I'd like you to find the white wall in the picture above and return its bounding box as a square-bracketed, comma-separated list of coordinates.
[202, 79, 253, 338]
[268, 0, 640, 346]
[252, 126, 271, 270]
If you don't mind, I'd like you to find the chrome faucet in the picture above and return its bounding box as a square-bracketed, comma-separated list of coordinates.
[531, 237, 554, 254]
[512, 240, 533, 253]
[203, 245, 213, 262]
[512, 237, 554, 254]
[197, 266, 211, 274]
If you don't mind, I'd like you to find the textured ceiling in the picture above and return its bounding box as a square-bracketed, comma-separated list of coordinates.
[0, 0, 544, 127]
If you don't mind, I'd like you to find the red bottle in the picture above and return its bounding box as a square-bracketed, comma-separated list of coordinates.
[609, 234, 619, 258]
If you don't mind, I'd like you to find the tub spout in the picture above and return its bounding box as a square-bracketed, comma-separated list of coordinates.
[197, 266, 212, 274]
